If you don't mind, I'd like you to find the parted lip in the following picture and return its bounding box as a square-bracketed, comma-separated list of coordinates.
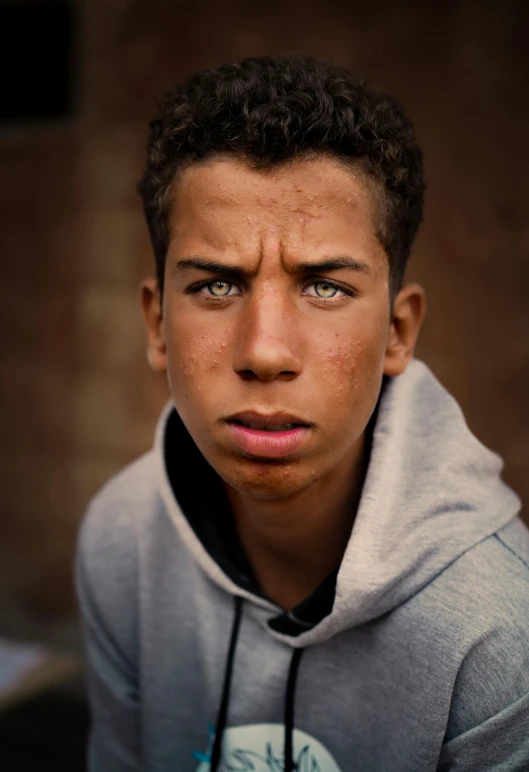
[224, 410, 313, 428]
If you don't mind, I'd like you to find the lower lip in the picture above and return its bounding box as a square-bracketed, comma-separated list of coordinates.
[225, 422, 310, 458]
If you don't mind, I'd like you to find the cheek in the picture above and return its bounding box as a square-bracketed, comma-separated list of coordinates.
[315, 315, 388, 405]
[165, 315, 232, 391]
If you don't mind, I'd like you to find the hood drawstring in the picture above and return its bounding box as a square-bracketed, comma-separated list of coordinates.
[210, 595, 243, 771]
[210, 595, 305, 772]
[284, 647, 303, 772]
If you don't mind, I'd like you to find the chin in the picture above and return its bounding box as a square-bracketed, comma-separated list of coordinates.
[217, 455, 320, 501]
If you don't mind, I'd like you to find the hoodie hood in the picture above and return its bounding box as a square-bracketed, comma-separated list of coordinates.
[155, 359, 520, 647]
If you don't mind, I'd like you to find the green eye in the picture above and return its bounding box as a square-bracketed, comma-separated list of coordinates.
[208, 281, 232, 297]
[314, 281, 338, 298]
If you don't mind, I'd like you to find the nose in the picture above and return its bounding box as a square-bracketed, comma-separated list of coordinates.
[232, 288, 303, 382]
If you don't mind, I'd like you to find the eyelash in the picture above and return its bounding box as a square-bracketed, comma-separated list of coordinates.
[187, 278, 357, 302]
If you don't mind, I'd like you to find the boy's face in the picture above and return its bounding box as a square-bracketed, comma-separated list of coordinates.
[142, 156, 424, 500]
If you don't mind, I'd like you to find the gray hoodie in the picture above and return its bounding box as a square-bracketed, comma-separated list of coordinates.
[76, 359, 529, 771]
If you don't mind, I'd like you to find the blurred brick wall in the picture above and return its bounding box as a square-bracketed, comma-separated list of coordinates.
[0, 0, 527, 640]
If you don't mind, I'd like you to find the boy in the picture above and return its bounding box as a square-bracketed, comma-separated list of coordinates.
[76, 56, 529, 771]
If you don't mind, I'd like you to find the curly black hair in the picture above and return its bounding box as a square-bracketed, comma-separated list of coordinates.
[138, 55, 424, 299]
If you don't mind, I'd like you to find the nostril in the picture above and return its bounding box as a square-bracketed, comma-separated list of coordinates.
[238, 370, 258, 381]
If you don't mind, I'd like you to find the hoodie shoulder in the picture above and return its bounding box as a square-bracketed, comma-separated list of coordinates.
[494, 515, 529, 569]
[75, 451, 162, 660]
[429, 518, 529, 739]
[78, 450, 161, 562]
[421, 517, 529, 646]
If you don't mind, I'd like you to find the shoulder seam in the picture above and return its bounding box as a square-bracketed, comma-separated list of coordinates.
[395, 529, 528, 612]
[494, 533, 529, 572]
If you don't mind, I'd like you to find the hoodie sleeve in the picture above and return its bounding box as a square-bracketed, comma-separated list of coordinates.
[437, 690, 529, 771]
[75, 500, 142, 771]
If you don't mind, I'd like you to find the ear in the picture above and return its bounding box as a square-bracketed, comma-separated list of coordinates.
[383, 283, 426, 377]
[140, 277, 167, 373]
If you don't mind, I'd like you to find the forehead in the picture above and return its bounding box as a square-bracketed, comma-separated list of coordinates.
[168, 155, 386, 266]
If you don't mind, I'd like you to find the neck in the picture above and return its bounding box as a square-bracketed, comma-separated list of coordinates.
[224, 433, 369, 611]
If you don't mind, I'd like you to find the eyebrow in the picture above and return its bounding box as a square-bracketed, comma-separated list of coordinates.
[175, 255, 372, 278]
